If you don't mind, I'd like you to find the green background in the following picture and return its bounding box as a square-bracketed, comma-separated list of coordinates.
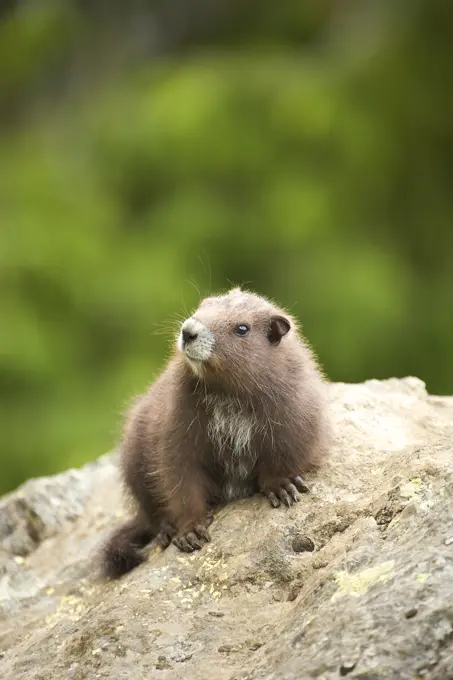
[1, 0, 452, 494]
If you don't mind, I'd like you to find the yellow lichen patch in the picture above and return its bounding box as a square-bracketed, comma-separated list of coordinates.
[45, 594, 87, 626]
[196, 554, 228, 585]
[416, 572, 431, 583]
[332, 561, 395, 601]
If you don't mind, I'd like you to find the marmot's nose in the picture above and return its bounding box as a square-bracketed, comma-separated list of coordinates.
[182, 328, 198, 345]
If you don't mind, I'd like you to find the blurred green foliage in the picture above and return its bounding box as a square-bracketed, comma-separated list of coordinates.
[1, 0, 452, 494]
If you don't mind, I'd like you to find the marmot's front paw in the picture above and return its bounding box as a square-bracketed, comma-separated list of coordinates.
[172, 513, 213, 552]
[261, 476, 311, 508]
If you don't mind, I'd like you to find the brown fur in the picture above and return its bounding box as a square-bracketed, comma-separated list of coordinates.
[101, 288, 330, 579]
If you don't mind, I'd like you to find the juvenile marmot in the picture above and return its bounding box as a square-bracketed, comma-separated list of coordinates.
[102, 288, 330, 578]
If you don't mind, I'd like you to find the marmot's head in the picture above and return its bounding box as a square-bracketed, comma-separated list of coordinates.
[176, 288, 303, 393]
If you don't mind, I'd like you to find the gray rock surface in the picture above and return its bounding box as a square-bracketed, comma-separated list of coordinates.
[1, 377, 453, 680]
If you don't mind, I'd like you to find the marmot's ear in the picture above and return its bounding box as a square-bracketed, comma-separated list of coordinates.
[268, 315, 291, 346]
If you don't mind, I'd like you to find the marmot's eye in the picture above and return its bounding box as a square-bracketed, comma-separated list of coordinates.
[235, 324, 250, 337]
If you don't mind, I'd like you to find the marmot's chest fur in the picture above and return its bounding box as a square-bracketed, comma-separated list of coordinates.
[203, 393, 258, 500]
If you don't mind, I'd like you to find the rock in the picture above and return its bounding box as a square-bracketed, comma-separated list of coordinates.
[1, 377, 453, 680]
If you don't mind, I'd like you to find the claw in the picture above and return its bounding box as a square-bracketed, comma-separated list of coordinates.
[267, 491, 281, 508]
[172, 516, 212, 553]
[194, 526, 211, 542]
[285, 483, 300, 503]
[278, 488, 292, 507]
[173, 536, 193, 552]
[264, 476, 309, 509]
[292, 476, 310, 493]
[185, 532, 203, 550]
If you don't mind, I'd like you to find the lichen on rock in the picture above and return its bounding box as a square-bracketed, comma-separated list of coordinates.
[1, 377, 453, 679]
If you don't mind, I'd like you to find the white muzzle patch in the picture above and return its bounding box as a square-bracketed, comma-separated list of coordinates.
[178, 317, 215, 363]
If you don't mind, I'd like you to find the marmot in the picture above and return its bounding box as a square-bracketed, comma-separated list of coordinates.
[102, 287, 330, 578]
